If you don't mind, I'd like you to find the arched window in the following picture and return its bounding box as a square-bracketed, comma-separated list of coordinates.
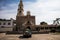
[8, 23, 11, 25]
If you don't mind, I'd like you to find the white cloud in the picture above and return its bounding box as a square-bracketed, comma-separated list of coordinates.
[0, 0, 60, 25]
[0, 3, 18, 19]
[24, 0, 60, 24]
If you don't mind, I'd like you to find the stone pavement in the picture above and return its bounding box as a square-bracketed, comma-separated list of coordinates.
[0, 33, 60, 40]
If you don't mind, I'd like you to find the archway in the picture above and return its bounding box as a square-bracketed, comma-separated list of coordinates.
[50, 29, 56, 33]
[26, 26, 31, 30]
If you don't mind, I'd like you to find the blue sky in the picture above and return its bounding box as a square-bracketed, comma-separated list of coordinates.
[0, 0, 36, 10]
[0, 0, 60, 25]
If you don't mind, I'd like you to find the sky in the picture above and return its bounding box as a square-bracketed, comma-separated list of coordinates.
[0, 0, 60, 25]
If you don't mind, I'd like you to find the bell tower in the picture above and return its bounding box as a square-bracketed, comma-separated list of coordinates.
[17, 0, 24, 16]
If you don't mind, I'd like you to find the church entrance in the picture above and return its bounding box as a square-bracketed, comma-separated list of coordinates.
[26, 26, 31, 30]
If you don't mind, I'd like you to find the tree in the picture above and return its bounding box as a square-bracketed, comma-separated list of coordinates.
[40, 21, 48, 25]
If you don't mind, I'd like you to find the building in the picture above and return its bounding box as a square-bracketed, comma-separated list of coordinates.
[13, 0, 60, 32]
[13, 0, 36, 31]
[0, 18, 14, 32]
[1, 0, 60, 33]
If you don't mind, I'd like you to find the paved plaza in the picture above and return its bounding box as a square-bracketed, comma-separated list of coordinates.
[0, 33, 60, 40]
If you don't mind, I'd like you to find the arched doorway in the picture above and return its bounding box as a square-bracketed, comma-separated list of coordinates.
[26, 26, 31, 30]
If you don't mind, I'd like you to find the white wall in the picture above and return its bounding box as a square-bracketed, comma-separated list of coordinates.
[0, 19, 14, 28]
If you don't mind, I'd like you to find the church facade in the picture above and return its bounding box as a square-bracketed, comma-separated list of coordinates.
[14, 0, 36, 31]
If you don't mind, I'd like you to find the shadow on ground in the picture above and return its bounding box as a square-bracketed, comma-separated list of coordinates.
[19, 35, 31, 39]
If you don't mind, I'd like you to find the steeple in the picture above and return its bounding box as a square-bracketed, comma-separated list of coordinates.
[17, 0, 24, 16]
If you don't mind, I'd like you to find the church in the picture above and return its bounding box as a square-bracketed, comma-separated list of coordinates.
[13, 0, 60, 32]
[13, 0, 36, 31]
